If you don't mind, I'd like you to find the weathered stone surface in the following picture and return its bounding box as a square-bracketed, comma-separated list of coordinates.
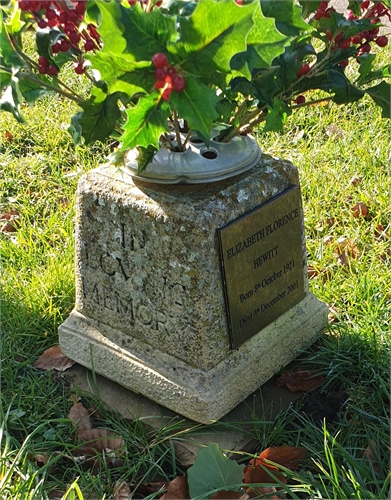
[59, 153, 328, 423]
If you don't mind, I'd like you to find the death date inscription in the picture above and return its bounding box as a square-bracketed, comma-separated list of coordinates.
[218, 186, 306, 349]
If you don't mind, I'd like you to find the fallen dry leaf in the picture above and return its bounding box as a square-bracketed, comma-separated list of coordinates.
[34, 345, 75, 371]
[68, 401, 93, 432]
[336, 237, 360, 258]
[0, 210, 20, 233]
[258, 446, 307, 471]
[362, 440, 380, 473]
[307, 265, 318, 279]
[276, 369, 325, 392]
[246, 485, 283, 500]
[5, 130, 13, 142]
[129, 482, 168, 498]
[76, 427, 125, 453]
[323, 235, 334, 246]
[337, 252, 349, 267]
[374, 224, 388, 240]
[325, 124, 343, 139]
[113, 481, 131, 500]
[160, 474, 190, 500]
[349, 175, 361, 186]
[351, 202, 370, 219]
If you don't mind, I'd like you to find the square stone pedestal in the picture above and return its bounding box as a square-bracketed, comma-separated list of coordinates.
[59, 154, 328, 424]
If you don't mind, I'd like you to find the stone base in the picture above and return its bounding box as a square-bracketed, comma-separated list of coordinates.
[59, 292, 327, 424]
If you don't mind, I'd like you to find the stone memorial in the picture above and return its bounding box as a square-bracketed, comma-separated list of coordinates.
[59, 152, 328, 424]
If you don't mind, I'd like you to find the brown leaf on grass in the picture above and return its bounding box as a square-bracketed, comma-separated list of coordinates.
[246, 486, 283, 500]
[34, 345, 75, 371]
[307, 265, 318, 279]
[243, 460, 286, 486]
[76, 427, 125, 453]
[35, 454, 49, 465]
[160, 474, 189, 500]
[362, 440, 380, 472]
[349, 175, 361, 186]
[351, 202, 370, 219]
[337, 251, 349, 267]
[0, 210, 20, 233]
[211, 490, 249, 499]
[323, 235, 334, 245]
[374, 224, 388, 240]
[276, 369, 325, 392]
[258, 447, 307, 470]
[113, 481, 131, 500]
[325, 124, 343, 139]
[68, 401, 93, 432]
[5, 130, 13, 142]
[336, 237, 360, 258]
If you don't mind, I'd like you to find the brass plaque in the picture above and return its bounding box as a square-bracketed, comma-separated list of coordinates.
[217, 186, 305, 349]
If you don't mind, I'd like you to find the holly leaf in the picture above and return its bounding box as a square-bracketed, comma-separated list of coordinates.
[297, 0, 321, 18]
[97, 2, 177, 62]
[187, 443, 245, 499]
[0, 80, 25, 123]
[327, 69, 364, 105]
[120, 93, 170, 150]
[231, 3, 291, 79]
[356, 53, 376, 85]
[263, 98, 291, 132]
[18, 77, 53, 106]
[87, 51, 153, 97]
[0, 10, 26, 69]
[170, 0, 256, 82]
[170, 76, 218, 140]
[366, 82, 391, 119]
[136, 144, 157, 173]
[260, 0, 311, 36]
[78, 88, 124, 144]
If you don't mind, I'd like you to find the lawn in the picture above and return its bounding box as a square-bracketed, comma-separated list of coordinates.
[0, 45, 390, 499]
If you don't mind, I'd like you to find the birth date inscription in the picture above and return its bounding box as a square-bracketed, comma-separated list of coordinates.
[217, 186, 306, 349]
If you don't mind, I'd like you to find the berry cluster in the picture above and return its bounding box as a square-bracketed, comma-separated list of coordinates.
[152, 53, 186, 101]
[315, 1, 389, 55]
[18, 1, 100, 76]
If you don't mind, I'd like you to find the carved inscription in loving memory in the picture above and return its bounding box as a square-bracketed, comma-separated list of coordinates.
[78, 216, 189, 345]
[217, 186, 305, 349]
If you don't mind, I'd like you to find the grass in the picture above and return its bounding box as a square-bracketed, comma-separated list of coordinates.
[1, 47, 390, 498]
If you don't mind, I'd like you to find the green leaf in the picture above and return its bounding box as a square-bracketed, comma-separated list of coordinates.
[170, 0, 256, 81]
[170, 76, 218, 140]
[327, 69, 364, 105]
[79, 88, 123, 144]
[97, 2, 177, 62]
[297, 0, 321, 18]
[187, 443, 245, 499]
[0, 79, 25, 122]
[231, 3, 290, 79]
[248, 65, 280, 107]
[87, 51, 153, 97]
[68, 111, 85, 147]
[366, 82, 391, 119]
[120, 93, 170, 150]
[136, 144, 158, 173]
[18, 77, 53, 106]
[356, 53, 376, 85]
[260, 0, 312, 36]
[263, 97, 291, 132]
[0, 10, 26, 69]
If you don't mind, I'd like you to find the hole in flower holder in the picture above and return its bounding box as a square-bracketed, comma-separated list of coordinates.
[201, 149, 218, 160]
[190, 136, 204, 144]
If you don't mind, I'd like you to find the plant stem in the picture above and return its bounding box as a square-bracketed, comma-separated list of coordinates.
[172, 110, 183, 151]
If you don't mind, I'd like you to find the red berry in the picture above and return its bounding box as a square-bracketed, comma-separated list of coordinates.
[59, 39, 70, 52]
[47, 18, 58, 27]
[351, 34, 363, 44]
[172, 75, 186, 92]
[88, 24, 100, 40]
[68, 11, 79, 23]
[84, 39, 95, 51]
[58, 11, 68, 24]
[48, 65, 58, 75]
[51, 42, 61, 54]
[69, 31, 81, 44]
[64, 22, 76, 35]
[128, 0, 137, 5]
[376, 35, 388, 47]
[38, 19, 47, 28]
[154, 80, 165, 90]
[162, 87, 172, 101]
[75, 2, 86, 16]
[235, 0, 243, 4]
[339, 59, 349, 67]
[297, 63, 310, 77]
[346, 10, 356, 20]
[338, 39, 351, 49]
[45, 8, 56, 20]
[155, 68, 167, 81]
[361, 0, 370, 9]
[38, 55, 49, 66]
[155, 0, 163, 6]
[326, 29, 332, 41]
[152, 52, 168, 68]
[38, 64, 48, 74]
[361, 42, 371, 53]
[74, 62, 85, 74]
[19, 1, 31, 11]
[295, 95, 305, 105]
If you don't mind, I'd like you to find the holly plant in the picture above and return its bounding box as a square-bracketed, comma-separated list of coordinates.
[1, 0, 390, 171]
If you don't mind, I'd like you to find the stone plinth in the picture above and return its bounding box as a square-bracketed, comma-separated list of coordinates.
[59, 154, 328, 424]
